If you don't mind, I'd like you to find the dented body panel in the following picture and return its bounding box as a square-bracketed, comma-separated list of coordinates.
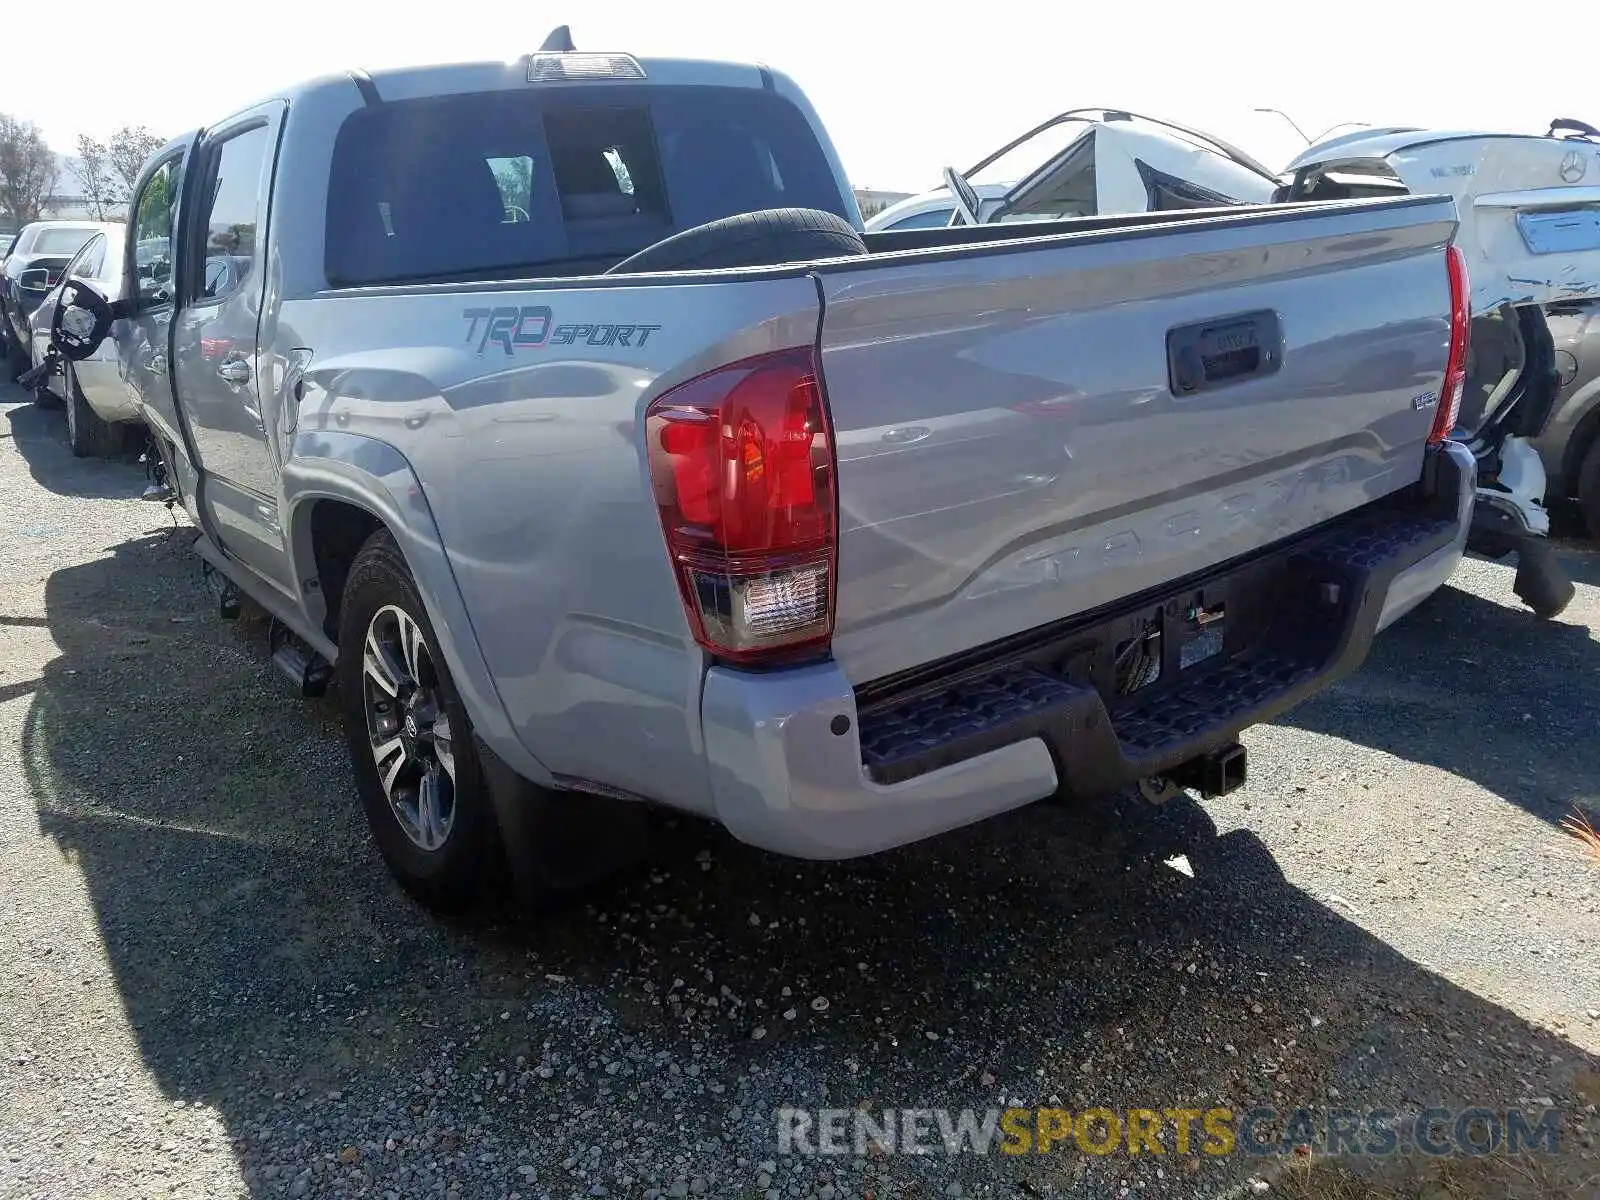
[1285, 131, 1600, 311]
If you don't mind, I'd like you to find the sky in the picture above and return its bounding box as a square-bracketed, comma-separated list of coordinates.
[6, 1, 1599, 195]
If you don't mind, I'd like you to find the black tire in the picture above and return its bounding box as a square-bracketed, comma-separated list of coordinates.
[2, 320, 28, 382]
[338, 531, 507, 915]
[1512, 536, 1576, 620]
[605, 207, 867, 275]
[1578, 434, 1600, 540]
[64, 364, 123, 458]
[31, 357, 64, 409]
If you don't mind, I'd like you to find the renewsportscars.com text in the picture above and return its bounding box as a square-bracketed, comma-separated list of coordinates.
[775, 1105, 1562, 1158]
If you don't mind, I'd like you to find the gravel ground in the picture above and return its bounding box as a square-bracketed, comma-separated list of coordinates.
[1, 382, 1598, 1200]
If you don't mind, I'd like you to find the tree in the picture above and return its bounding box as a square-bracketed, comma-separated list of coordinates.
[135, 168, 174, 231]
[0, 113, 59, 225]
[73, 133, 119, 220]
[107, 125, 165, 195]
[489, 156, 534, 218]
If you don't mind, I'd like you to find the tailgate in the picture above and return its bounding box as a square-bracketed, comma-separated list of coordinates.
[814, 196, 1459, 685]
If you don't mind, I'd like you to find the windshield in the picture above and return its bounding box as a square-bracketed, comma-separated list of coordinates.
[33, 228, 99, 255]
[325, 84, 850, 286]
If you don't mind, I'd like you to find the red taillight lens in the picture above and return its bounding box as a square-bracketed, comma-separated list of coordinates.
[1433, 244, 1470, 444]
[645, 347, 837, 663]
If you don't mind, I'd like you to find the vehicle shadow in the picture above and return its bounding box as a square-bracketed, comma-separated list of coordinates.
[1, 393, 144, 500]
[19, 531, 1600, 1197]
[1554, 545, 1600, 590]
[1275, 569, 1600, 829]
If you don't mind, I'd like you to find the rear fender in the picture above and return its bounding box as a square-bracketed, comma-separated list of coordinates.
[282, 429, 554, 786]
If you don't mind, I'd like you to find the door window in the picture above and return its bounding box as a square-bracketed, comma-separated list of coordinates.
[885, 207, 957, 230]
[132, 157, 182, 301]
[1136, 161, 1240, 211]
[67, 234, 107, 283]
[195, 125, 271, 304]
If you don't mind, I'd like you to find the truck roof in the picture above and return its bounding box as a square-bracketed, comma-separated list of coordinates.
[210, 52, 779, 132]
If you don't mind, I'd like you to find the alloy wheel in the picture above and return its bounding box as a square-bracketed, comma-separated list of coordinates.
[361, 604, 457, 851]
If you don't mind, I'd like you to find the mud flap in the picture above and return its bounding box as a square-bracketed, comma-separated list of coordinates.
[475, 735, 648, 907]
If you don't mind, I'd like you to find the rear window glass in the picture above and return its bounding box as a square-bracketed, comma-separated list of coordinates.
[325, 85, 849, 287]
[34, 228, 98, 255]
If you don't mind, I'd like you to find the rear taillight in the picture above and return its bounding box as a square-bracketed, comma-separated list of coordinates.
[645, 346, 837, 663]
[1433, 244, 1470, 444]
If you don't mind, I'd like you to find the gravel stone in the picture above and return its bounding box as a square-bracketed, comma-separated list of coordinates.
[0, 381, 1597, 1199]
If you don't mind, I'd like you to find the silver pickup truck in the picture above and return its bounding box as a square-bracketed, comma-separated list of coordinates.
[47, 37, 1476, 916]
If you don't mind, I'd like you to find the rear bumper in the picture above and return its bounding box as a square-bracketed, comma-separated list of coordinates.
[1376, 440, 1474, 630]
[701, 441, 1474, 860]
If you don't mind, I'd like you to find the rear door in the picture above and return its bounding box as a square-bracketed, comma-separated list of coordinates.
[170, 102, 294, 594]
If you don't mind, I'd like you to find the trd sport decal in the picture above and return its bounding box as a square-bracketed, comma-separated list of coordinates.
[462, 305, 662, 356]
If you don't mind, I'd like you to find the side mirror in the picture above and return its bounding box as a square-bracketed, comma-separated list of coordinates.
[51, 281, 115, 360]
[18, 267, 51, 293]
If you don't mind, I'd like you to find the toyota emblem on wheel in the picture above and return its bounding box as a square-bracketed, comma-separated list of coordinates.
[1559, 150, 1588, 183]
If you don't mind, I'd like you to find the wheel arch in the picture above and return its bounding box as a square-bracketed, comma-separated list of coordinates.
[1557, 379, 1600, 498]
[282, 431, 554, 786]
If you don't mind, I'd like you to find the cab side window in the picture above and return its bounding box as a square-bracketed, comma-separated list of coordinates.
[195, 125, 271, 304]
[132, 157, 182, 303]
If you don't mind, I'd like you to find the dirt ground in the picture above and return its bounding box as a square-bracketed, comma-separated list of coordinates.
[1, 385, 1597, 1200]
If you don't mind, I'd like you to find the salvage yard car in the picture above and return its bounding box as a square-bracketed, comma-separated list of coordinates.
[870, 108, 1279, 233]
[1, 220, 111, 379]
[23, 222, 146, 456]
[46, 31, 1478, 917]
[1278, 120, 1600, 612]
[1543, 294, 1600, 536]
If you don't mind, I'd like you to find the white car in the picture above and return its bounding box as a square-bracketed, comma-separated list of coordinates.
[2, 220, 109, 378]
[866, 108, 1279, 232]
[28, 223, 142, 457]
[1276, 120, 1600, 617]
[866, 183, 1014, 231]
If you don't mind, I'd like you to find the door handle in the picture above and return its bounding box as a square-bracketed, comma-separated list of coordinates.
[217, 359, 252, 385]
[145, 352, 167, 376]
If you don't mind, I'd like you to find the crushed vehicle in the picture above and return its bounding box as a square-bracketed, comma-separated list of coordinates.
[1278, 120, 1600, 613]
[1544, 286, 1600, 537]
[869, 108, 1279, 233]
[45, 29, 1478, 916]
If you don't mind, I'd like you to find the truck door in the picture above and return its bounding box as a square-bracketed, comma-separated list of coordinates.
[170, 102, 294, 594]
[119, 140, 193, 461]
